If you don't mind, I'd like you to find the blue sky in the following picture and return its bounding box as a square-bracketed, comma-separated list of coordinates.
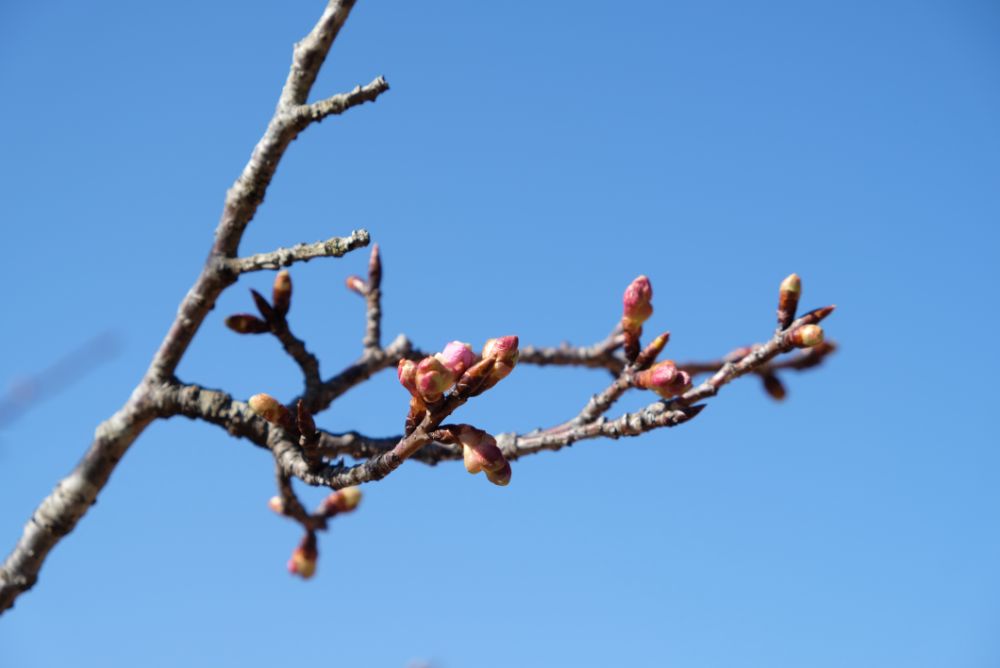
[1, 1, 998, 666]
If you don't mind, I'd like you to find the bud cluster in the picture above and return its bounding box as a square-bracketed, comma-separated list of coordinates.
[398, 337, 519, 408]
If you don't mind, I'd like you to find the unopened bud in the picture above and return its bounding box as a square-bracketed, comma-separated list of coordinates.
[398, 359, 419, 397]
[225, 314, 269, 334]
[267, 496, 285, 515]
[457, 426, 509, 482]
[345, 275, 368, 296]
[633, 360, 691, 399]
[788, 324, 824, 348]
[485, 461, 512, 486]
[436, 341, 475, 378]
[287, 533, 318, 579]
[777, 273, 801, 330]
[248, 393, 295, 431]
[272, 270, 292, 317]
[481, 336, 519, 387]
[635, 331, 670, 369]
[415, 356, 456, 403]
[320, 487, 363, 516]
[622, 275, 653, 329]
[761, 373, 787, 400]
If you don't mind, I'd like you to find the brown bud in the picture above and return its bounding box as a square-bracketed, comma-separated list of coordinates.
[368, 243, 382, 285]
[761, 373, 787, 401]
[225, 314, 269, 334]
[787, 324, 824, 348]
[272, 270, 292, 317]
[248, 393, 296, 431]
[635, 331, 670, 369]
[776, 273, 801, 330]
[250, 289, 276, 324]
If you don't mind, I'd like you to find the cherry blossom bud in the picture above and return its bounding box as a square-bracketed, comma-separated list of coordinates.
[622, 275, 654, 329]
[788, 324, 824, 348]
[267, 496, 285, 515]
[761, 373, 787, 400]
[225, 314, 269, 334]
[457, 425, 510, 485]
[633, 360, 691, 399]
[621, 276, 653, 361]
[320, 487, 363, 516]
[397, 359, 419, 397]
[345, 275, 368, 296]
[248, 393, 295, 431]
[435, 341, 475, 378]
[777, 273, 801, 330]
[287, 533, 318, 580]
[485, 461, 512, 486]
[415, 356, 455, 403]
[272, 270, 292, 317]
[481, 336, 519, 386]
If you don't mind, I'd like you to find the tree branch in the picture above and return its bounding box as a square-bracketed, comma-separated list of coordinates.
[227, 230, 370, 273]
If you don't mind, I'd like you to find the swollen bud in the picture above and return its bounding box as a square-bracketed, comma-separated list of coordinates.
[319, 486, 363, 516]
[272, 270, 292, 317]
[457, 425, 511, 485]
[225, 314, 269, 334]
[621, 276, 653, 361]
[481, 336, 519, 388]
[777, 273, 801, 330]
[436, 341, 476, 378]
[788, 324, 824, 348]
[622, 275, 654, 328]
[248, 393, 295, 431]
[287, 532, 318, 580]
[415, 356, 456, 404]
[485, 461, 512, 486]
[633, 360, 692, 399]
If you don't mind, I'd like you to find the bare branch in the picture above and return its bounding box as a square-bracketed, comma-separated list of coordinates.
[228, 230, 370, 273]
[298, 77, 390, 125]
[362, 244, 383, 353]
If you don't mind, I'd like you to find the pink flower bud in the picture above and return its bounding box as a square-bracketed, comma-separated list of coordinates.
[481, 336, 519, 385]
[634, 361, 691, 399]
[415, 356, 456, 403]
[397, 359, 419, 397]
[622, 275, 653, 329]
[287, 533, 318, 579]
[457, 425, 509, 483]
[435, 341, 475, 378]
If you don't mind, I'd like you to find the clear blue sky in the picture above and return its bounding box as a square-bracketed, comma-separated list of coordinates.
[1, 1, 998, 666]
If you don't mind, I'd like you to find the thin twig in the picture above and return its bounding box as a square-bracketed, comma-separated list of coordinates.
[227, 230, 370, 273]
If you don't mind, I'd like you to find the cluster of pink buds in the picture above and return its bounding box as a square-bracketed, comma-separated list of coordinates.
[621, 275, 653, 361]
[633, 360, 691, 399]
[456, 425, 512, 486]
[398, 336, 519, 408]
[287, 532, 318, 579]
